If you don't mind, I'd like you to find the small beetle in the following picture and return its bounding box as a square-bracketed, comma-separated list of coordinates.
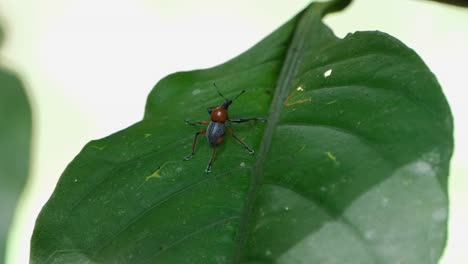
[184, 83, 266, 173]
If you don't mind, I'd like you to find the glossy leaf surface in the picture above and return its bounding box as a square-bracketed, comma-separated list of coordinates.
[31, 1, 453, 263]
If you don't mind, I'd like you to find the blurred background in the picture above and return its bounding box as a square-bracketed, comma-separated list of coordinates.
[0, 0, 466, 263]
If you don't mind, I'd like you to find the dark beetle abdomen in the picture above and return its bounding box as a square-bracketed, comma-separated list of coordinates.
[206, 121, 226, 146]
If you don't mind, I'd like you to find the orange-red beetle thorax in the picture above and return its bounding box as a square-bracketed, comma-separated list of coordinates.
[211, 107, 228, 123]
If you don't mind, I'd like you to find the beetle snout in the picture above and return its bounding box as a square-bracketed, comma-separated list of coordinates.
[222, 100, 233, 109]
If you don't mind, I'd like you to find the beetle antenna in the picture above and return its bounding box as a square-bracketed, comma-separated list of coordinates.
[213, 83, 227, 100]
[233, 90, 246, 101]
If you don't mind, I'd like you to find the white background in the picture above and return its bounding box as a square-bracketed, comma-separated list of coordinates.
[0, 0, 466, 263]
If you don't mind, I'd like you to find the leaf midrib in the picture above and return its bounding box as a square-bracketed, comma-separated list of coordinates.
[231, 4, 327, 262]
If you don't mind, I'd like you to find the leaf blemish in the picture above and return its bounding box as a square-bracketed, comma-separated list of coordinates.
[146, 170, 161, 180]
[284, 85, 312, 107]
[192, 88, 201, 95]
[381, 197, 389, 207]
[325, 151, 339, 165]
[144, 133, 152, 138]
[432, 208, 447, 222]
[324, 68, 332, 78]
[145, 162, 169, 181]
[365, 230, 376, 241]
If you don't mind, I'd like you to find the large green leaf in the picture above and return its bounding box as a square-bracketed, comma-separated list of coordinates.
[31, 1, 453, 263]
[0, 67, 31, 263]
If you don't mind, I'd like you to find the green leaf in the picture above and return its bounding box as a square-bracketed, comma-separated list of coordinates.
[427, 0, 468, 8]
[0, 68, 31, 262]
[31, 1, 453, 263]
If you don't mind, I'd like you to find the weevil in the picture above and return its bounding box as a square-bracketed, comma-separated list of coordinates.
[184, 83, 266, 173]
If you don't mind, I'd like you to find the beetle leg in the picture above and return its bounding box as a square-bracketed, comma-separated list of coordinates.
[205, 146, 216, 173]
[228, 117, 266, 123]
[227, 128, 254, 154]
[185, 120, 210, 126]
[184, 129, 206, 160]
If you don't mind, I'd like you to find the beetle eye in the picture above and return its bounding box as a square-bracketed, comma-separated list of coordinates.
[207, 107, 213, 114]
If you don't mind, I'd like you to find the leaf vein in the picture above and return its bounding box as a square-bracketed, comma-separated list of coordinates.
[142, 216, 240, 263]
[261, 181, 380, 262]
[90, 169, 241, 260]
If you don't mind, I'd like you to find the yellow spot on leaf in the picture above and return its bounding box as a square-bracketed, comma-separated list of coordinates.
[144, 133, 152, 138]
[146, 170, 161, 180]
[145, 162, 169, 181]
[325, 151, 339, 164]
